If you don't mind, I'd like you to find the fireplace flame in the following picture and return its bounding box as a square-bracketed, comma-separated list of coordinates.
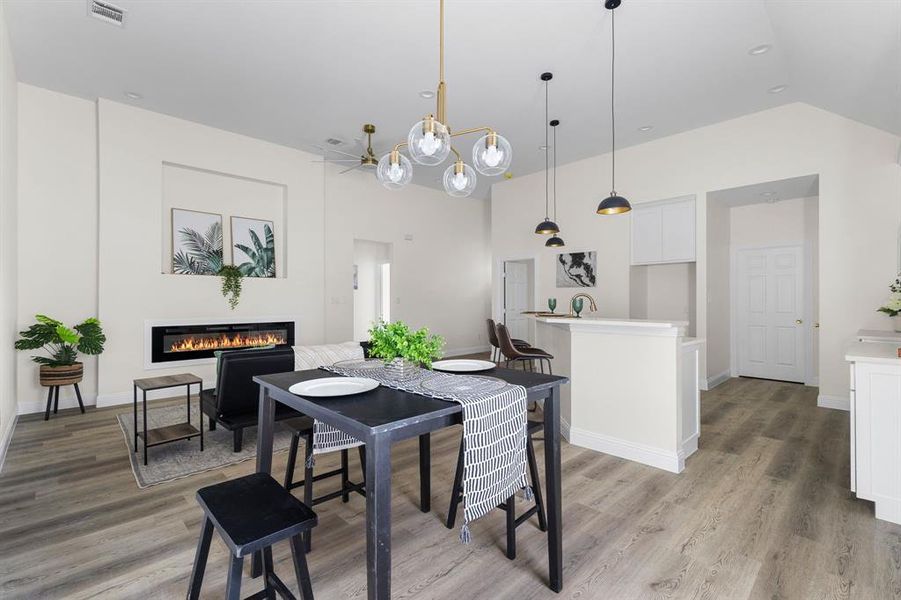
[168, 332, 286, 353]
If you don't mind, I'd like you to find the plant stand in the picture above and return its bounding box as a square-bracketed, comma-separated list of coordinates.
[42, 382, 85, 421]
[40, 363, 86, 421]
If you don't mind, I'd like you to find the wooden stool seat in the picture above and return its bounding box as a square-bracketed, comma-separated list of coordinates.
[189, 473, 317, 600]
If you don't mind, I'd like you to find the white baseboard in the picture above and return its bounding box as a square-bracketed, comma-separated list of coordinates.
[0, 414, 18, 474]
[568, 425, 684, 473]
[560, 416, 571, 442]
[444, 345, 491, 357]
[702, 370, 731, 391]
[97, 379, 216, 408]
[18, 389, 98, 415]
[818, 393, 850, 411]
[874, 494, 901, 526]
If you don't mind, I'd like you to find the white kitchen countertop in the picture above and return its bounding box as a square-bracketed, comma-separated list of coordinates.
[856, 329, 901, 343]
[531, 314, 688, 328]
[845, 341, 901, 365]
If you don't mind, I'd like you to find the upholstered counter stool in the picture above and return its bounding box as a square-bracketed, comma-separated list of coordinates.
[188, 473, 317, 600]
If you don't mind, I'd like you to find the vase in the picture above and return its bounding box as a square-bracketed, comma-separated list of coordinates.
[384, 358, 420, 381]
[39, 362, 83, 387]
[894, 315, 901, 333]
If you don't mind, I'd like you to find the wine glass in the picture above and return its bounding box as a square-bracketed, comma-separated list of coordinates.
[548, 298, 557, 313]
[572, 297, 584, 317]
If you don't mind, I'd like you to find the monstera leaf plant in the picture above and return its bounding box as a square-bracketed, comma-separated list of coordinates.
[235, 224, 275, 278]
[15, 315, 106, 386]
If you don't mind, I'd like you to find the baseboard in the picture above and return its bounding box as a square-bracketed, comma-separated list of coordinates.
[97, 379, 216, 408]
[818, 393, 850, 411]
[18, 390, 98, 415]
[567, 425, 684, 473]
[560, 416, 571, 442]
[702, 370, 731, 391]
[0, 414, 18, 474]
[443, 345, 491, 357]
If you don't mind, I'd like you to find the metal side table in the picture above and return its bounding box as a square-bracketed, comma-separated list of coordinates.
[133, 373, 204, 465]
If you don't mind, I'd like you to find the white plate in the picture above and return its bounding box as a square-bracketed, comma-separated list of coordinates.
[430, 359, 496, 373]
[289, 377, 379, 397]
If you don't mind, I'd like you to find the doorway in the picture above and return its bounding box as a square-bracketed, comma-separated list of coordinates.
[503, 259, 534, 344]
[353, 240, 392, 341]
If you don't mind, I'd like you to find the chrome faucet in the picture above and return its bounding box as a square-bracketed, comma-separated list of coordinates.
[569, 293, 598, 316]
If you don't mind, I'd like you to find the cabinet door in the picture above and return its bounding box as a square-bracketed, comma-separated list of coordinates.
[660, 199, 696, 262]
[631, 206, 662, 264]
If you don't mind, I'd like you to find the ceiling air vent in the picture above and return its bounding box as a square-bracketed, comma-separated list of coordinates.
[89, 0, 126, 27]
[325, 138, 345, 146]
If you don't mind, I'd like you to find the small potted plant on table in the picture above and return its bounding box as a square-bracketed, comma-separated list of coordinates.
[14, 315, 106, 414]
[877, 275, 901, 332]
[368, 320, 444, 380]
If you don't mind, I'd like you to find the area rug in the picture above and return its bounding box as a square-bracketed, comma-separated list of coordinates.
[117, 403, 294, 488]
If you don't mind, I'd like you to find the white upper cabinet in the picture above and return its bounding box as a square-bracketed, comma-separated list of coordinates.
[631, 196, 696, 265]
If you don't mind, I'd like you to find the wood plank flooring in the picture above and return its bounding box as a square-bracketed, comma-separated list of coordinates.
[1, 375, 900, 599]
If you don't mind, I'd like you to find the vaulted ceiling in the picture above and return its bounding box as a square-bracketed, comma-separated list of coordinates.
[6, 0, 900, 199]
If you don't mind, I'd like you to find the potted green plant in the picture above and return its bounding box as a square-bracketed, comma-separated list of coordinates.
[218, 265, 244, 310]
[877, 275, 901, 332]
[368, 320, 444, 379]
[14, 315, 106, 386]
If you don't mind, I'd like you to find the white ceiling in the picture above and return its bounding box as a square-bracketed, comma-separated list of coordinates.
[5, 0, 900, 199]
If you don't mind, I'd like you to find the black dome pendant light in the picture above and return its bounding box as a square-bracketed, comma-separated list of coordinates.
[597, 0, 632, 215]
[535, 72, 560, 235]
[546, 119, 565, 248]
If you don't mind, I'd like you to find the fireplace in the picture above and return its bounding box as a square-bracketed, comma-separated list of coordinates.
[150, 321, 295, 364]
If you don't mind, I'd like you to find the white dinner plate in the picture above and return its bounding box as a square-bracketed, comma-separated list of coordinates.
[289, 377, 379, 397]
[430, 359, 496, 373]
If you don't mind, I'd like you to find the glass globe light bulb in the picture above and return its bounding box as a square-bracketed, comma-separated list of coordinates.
[376, 152, 412, 190]
[408, 116, 451, 166]
[472, 132, 512, 176]
[442, 162, 477, 197]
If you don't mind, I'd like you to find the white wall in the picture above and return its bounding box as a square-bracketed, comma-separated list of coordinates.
[491, 103, 901, 401]
[634, 262, 696, 335]
[705, 197, 731, 384]
[12, 85, 492, 412]
[0, 3, 18, 466]
[353, 239, 391, 341]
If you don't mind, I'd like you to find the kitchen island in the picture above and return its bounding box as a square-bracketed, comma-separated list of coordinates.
[532, 314, 702, 473]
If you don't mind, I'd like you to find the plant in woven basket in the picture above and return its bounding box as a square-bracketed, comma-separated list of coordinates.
[367, 320, 444, 368]
[14, 315, 106, 366]
[218, 265, 244, 310]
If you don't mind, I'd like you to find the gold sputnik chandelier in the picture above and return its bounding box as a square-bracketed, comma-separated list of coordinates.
[376, 0, 512, 197]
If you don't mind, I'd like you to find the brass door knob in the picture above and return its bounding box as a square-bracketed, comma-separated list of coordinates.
[795, 319, 803, 325]
[814, 322, 820, 328]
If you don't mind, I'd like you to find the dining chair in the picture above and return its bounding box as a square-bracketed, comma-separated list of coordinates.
[445, 420, 547, 560]
[496, 323, 553, 374]
[486, 319, 530, 364]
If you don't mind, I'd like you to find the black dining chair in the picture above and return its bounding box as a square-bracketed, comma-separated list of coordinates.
[496, 323, 553, 374]
[487, 319, 530, 364]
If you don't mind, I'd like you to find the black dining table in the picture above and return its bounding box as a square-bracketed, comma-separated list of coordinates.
[253, 366, 568, 600]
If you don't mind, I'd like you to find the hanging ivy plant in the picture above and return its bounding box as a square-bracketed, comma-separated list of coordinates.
[218, 265, 244, 310]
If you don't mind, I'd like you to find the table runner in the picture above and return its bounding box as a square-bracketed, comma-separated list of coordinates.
[317, 363, 531, 542]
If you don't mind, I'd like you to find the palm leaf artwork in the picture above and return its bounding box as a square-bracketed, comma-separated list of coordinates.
[235, 222, 275, 278]
[173, 221, 223, 275]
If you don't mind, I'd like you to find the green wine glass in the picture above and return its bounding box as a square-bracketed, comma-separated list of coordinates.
[548, 298, 557, 313]
[572, 297, 584, 317]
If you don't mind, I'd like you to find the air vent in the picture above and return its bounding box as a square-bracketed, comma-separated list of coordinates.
[89, 0, 126, 27]
[325, 138, 344, 146]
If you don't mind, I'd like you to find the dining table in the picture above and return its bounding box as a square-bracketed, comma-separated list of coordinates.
[253, 365, 568, 600]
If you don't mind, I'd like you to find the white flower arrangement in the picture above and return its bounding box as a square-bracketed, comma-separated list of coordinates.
[877, 276, 901, 317]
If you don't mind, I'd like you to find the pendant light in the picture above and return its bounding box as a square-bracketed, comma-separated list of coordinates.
[597, 0, 631, 215]
[376, 0, 512, 197]
[535, 72, 560, 235]
[546, 119, 565, 248]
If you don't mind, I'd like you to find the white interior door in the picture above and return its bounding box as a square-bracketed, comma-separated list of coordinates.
[736, 245, 805, 383]
[504, 261, 531, 342]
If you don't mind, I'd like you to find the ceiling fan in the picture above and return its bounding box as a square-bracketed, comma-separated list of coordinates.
[314, 123, 381, 175]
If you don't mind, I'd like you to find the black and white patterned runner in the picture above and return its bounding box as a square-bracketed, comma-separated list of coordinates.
[316, 361, 530, 541]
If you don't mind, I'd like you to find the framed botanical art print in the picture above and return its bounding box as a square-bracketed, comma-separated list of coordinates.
[231, 216, 276, 278]
[171, 208, 223, 275]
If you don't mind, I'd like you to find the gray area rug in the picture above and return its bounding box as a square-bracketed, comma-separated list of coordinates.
[117, 403, 294, 488]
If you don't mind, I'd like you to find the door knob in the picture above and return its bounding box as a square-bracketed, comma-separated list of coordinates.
[795, 319, 803, 325]
[814, 322, 820, 328]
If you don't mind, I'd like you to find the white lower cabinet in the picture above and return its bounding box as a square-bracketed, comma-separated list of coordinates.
[849, 359, 901, 524]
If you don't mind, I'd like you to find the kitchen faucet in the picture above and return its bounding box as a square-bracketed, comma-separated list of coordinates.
[569, 293, 598, 316]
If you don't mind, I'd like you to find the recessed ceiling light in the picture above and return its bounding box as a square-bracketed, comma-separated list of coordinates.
[768, 84, 788, 94]
[419, 90, 435, 99]
[748, 44, 771, 56]
[638, 125, 654, 132]
[124, 91, 142, 100]
[761, 191, 775, 197]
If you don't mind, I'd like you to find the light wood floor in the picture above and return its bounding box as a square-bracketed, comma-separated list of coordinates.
[1, 375, 900, 599]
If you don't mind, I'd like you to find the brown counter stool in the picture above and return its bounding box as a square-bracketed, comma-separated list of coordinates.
[486, 319, 530, 364]
[446, 420, 547, 559]
[283, 417, 366, 550]
[188, 473, 317, 600]
[496, 323, 554, 374]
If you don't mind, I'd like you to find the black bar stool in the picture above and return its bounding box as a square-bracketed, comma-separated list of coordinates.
[283, 417, 366, 550]
[445, 420, 547, 559]
[486, 318, 531, 364]
[188, 473, 317, 600]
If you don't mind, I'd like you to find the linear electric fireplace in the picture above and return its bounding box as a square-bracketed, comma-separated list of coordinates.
[150, 321, 295, 364]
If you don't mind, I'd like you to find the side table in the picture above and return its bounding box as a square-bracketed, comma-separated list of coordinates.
[133, 373, 204, 465]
